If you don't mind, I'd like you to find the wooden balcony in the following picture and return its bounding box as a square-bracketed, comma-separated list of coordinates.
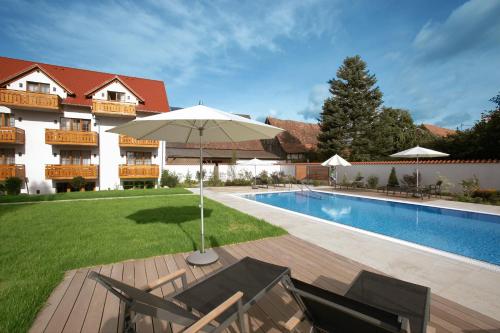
[0, 164, 25, 180]
[119, 164, 159, 179]
[0, 127, 25, 144]
[119, 135, 159, 148]
[92, 100, 136, 117]
[45, 129, 98, 146]
[0, 89, 60, 111]
[45, 165, 98, 180]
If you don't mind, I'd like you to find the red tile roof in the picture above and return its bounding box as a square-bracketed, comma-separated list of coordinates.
[423, 124, 456, 137]
[0, 56, 169, 113]
[265, 117, 320, 153]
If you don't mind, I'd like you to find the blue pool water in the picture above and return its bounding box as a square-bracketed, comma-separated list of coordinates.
[243, 191, 500, 266]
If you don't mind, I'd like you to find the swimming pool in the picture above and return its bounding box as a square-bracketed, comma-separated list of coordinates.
[242, 191, 500, 266]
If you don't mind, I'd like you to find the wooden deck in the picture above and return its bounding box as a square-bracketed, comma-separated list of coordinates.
[30, 235, 500, 333]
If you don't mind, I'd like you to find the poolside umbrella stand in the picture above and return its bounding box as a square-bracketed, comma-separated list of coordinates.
[321, 154, 351, 185]
[237, 158, 276, 188]
[390, 146, 449, 188]
[108, 105, 283, 266]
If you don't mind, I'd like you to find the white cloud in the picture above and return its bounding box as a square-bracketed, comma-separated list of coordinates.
[413, 0, 500, 61]
[298, 84, 330, 120]
[1, 0, 336, 87]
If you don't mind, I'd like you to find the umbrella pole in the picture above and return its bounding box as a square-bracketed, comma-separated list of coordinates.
[186, 128, 218, 266]
[199, 130, 205, 253]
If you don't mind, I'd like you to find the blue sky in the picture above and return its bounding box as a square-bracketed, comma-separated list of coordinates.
[1, 0, 499, 128]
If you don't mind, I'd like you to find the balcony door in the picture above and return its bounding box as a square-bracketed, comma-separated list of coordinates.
[126, 151, 152, 165]
[0, 148, 15, 165]
[60, 150, 91, 165]
[1, 113, 14, 127]
[60, 118, 90, 131]
[107, 91, 125, 102]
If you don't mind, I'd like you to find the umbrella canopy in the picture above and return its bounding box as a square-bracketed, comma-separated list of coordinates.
[237, 158, 277, 186]
[108, 105, 283, 143]
[321, 154, 351, 186]
[390, 145, 449, 188]
[321, 154, 352, 167]
[390, 146, 449, 159]
[108, 105, 283, 265]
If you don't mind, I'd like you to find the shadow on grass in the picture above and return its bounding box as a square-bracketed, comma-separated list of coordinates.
[126, 206, 213, 251]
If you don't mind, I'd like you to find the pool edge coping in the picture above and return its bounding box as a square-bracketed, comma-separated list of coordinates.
[229, 190, 500, 272]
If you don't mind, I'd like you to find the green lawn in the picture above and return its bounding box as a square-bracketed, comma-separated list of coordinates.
[0, 187, 190, 203]
[0, 193, 285, 333]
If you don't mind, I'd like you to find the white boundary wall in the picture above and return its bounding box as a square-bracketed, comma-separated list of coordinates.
[336, 162, 500, 193]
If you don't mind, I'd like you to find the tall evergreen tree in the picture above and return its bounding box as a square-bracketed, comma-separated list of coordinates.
[317, 55, 382, 161]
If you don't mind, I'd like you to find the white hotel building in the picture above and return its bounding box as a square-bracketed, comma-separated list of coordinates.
[0, 56, 171, 193]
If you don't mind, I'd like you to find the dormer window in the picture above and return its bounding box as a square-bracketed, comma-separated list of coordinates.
[27, 81, 50, 94]
[107, 91, 125, 102]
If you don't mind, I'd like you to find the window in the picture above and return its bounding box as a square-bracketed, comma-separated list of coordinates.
[60, 118, 91, 131]
[27, 81, 50, 94]
[1, 113, 14, 127]
[107, 91, 125, 102]
[0, 148, 15, 165]
[60, 150, 91, 165]
[52, 87, 56, 92]
[126, 151, 152, 165]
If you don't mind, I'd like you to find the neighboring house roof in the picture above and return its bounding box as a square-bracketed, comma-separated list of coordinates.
[166, 148, 280, 160]
[265, 117, 320, 153]
[423, 124, 456, 137]
[0, 56, 169, 113]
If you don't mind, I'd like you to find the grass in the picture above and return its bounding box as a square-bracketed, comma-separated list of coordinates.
[0, 194, 285, 333]
[0, 187, 189, 203]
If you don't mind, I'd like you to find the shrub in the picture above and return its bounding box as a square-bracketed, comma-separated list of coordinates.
[258, 170, 269, 184]
[472, 189, 498, 200]
[341, 174, 350, 186]
[183, 170, 196, 187]
[160, 170, 179, 188]
[207, 172, 224, 187]
[402, 172, 420, 187]
[354, 172, 363, 181]
[5, 177, 22, 195]
[196, 170, 206, 182]
[387, 167, 399, 187]
[312, 180, 321, 187]
[225, 178, 252, 186]
[367, 175, 379, 189]
[70, 176, 86, 191]
[460, 175, 480, 197]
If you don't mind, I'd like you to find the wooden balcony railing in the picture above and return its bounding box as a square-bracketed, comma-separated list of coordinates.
[45, 165, 98, 180]
[45, 129, 98, 146]
[0, 164, 25, 180]
[0, 127, 25, 144]
[119, 135, 159, 148]
[119, 164, 159, 179]
[0, 89, 60, 110]
[92, 100, 136, 117]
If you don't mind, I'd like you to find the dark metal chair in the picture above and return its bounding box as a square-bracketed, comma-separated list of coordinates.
[90, 257, 290, 333]
[282, 270, 432, 333]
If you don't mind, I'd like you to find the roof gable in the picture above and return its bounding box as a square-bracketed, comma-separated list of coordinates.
[0, 63, 74, 95]
[85, 76, 145, 102]
[266, 117, 320, 153]
[0, 56, 170, 113]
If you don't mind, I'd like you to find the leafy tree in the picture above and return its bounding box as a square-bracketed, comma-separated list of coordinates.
[371, 107, 418, 159]
[387, 167, 399, 187]
[5, 177, 22, 195]
[428, 92, 500, 159]
[318, 55, 383, 161]
[71, 176, 86, 191]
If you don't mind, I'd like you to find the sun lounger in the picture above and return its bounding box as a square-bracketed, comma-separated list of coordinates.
[90, 257, 290, 333]
[282, 270, 431, 333]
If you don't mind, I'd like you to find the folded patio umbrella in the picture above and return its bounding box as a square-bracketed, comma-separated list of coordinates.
[108, 105, 283, 266]
[321, 154, 352, 185]
[390, 146, 449, 188]
[237, 158, 276, 187]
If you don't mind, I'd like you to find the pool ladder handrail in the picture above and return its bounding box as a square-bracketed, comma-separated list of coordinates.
[297, 180, 323, 199]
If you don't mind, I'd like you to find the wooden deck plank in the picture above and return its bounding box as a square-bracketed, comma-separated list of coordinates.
[29, 270, 76, 333]
[32, 235, 500, 333]
[100, 263, 124, 333]
[81, 265, 112, 333]
[43, 268, 89, 333]
[144, 257, 169, 333]
[62, 267, 101, 333]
